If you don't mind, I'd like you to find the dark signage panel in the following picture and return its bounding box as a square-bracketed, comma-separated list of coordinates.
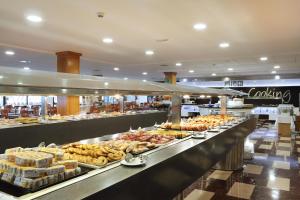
[230, 86, 300, 107]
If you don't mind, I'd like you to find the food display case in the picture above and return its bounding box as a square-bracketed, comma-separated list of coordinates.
[0, 67, 254, 200]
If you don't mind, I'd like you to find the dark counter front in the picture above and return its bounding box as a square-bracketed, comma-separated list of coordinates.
[30, 117, 256, 200]
[0, 111, 168, 152]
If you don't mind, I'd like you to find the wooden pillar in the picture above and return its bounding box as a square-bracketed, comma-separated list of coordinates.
[56, 51, 82, 116]
[164, 72, 177, 85]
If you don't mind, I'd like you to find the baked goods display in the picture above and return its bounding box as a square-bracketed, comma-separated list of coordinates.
[117, 130, 175, 144]
[62, 143, 125, 166]
[0, 147, 80, 191]
[147, 129, 190, 139]
[62, 140, 158, 166]
[15, 117, 39, 124]
[160, 115, 236, 131]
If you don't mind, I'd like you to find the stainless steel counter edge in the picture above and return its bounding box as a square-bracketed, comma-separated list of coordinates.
[0, 117, 255, 200]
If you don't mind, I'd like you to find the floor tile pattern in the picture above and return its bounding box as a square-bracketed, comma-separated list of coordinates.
[182, 121, 300, 200]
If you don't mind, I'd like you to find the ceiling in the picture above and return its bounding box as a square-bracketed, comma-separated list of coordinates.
[0, 0, 300, 81]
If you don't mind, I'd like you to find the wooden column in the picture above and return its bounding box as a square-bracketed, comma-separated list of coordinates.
[164, 72, 177, 85]
[56, 51, 82, 116]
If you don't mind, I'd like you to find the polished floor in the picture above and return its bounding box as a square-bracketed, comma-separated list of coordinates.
[183, 121, 300, 200]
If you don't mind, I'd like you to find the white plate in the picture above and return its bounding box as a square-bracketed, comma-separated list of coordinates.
[191, 134, 206, 139]
[220, 126, 229, 129]
[207, 129, 219, 132]
[121, 158, 146, 167]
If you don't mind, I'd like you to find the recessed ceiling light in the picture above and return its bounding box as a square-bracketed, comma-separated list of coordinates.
[124, 77, 128, 80]
[61, 89, 67, 93]
[23, 67, 30, 70]
[219, 42, 230, 48]
[260, 57, 268, 61]
[102, 37, 113, 44]
[104, 82, 109, 86]
[206, 95, 211, 98]
[142, 79, 147, 82]
[26, 15, 43, 23]
[199, 95, 205, 98]
[211, 73, 216, 76]
[0, 76, 3, 79]
[188, 70, 194, 73]
[142, 72, 148, 75]
[275, 75, 280, 80]
[19, 60, 31, 63]
[5, 50, 15, 55]
[224, 77, 230, 81]
[274, 65, 280, 69]
[175, 62, 182, 67]
[145, 50, 154, 55]
[227, 68, 234, 71]
[271, 70, 277, 74]
[182, 78, 187, 82]
[113, 67, 119, 71]
[193, 23, 207, 31]
[17, 82, 23, 85]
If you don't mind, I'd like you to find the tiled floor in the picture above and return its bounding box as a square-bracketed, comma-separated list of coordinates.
[182, 121, 300, 200]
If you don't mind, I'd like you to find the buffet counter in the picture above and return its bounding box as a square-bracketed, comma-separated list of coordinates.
[0, 111, 168, 152]
[0, 117, 256, 200]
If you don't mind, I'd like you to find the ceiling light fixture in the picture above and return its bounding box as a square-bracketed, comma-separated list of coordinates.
[104, 82, 109, 86]
[23, 67, 30, 70]
[17, 82, 23, 85]
[0, 76, 3, 79]
[193, 23, 207, 31]
[102, 37, 113, 44]
[145, 50, 154, 55]
[211, 73, 216, 76]
[224, 77, 230, 81]
[206, 95, 211, 98]
[275, 75, 280, 80]
[227, 68, 234, 71]
[113, 67, 119, 71]
[219, 42, 230, 48]
[26, 15, 43, 23]
[175, 62, 182, 67]
[142, 79, 147, 82]
[188, 70, 194, 73]
[199, 95, 205, 98]
[123, 77, 128, 80]
[260, 57, 268, 61]
[183, 95, 190, 99]
[274, 65, 280, 69]
[19, 60, 30, 63]
[271, 70, 277, 74]
[142, 72, 148, 75]
[5, 51, 15, 55]
[182, 78, 188, 82]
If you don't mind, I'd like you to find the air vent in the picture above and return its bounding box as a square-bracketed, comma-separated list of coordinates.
[160, 64, 169, 67]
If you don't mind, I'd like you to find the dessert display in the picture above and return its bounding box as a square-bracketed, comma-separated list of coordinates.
[0, 147, 81, 191]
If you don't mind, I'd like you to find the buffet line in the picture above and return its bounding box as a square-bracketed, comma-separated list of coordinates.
[0, 114, 246, 199]
[0, 110, 160, 130]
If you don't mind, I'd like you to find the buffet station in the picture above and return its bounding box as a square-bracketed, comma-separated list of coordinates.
[0, 67, 255, 200]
